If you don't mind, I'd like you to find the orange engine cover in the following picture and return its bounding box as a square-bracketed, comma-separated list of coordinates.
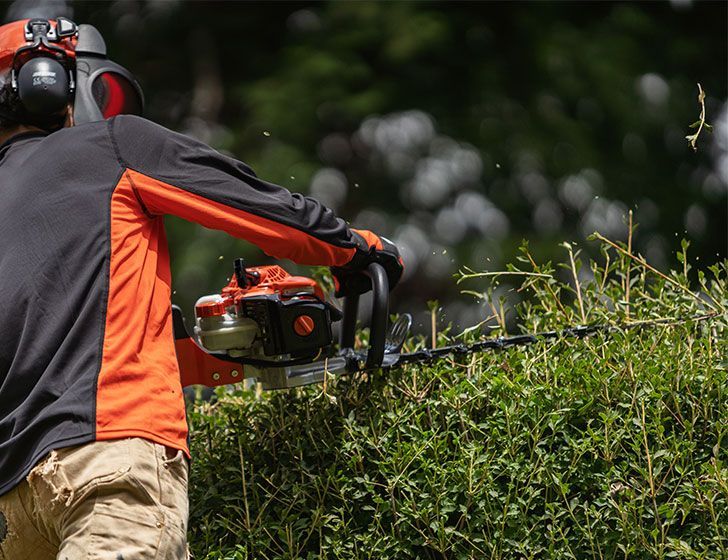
[195, 265, 325, 318]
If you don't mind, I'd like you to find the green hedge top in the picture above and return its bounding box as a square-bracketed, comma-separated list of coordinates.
[188, 238, 726, 560]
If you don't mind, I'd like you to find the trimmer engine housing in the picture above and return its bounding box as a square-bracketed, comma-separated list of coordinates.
[194, 260, 340, 360]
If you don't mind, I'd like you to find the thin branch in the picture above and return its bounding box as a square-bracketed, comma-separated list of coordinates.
[524, 251, 568, 316]
[593, 232, 722, 312]
[686, 83, 712, 152]
[457, 270, 552, 284]
[641, 400, 666, 548]
[625, 210, 633, 319]
[565, 243, 586, 323]
[238, 435, 251, 531]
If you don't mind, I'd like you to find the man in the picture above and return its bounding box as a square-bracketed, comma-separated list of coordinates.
[0, 18, 402, 559]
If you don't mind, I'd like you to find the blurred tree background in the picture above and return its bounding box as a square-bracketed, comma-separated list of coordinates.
[4, 0, 726, 331]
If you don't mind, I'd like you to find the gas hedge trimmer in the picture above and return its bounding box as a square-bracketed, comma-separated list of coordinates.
[174, 259, 405, 390]
[174, 259, 719, 390]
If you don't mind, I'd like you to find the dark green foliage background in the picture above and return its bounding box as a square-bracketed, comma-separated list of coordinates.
[187, 243, 726, 559]
[5, 0, 722, 325]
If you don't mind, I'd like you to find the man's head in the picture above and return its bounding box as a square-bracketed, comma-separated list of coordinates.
[0, 18, 144, 135]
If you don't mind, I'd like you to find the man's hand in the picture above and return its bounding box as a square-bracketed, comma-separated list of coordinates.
[331, 231, 404, 297]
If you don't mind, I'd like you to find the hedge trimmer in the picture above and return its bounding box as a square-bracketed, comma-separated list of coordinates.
[174, 259, 719, 390]
[174, 259, 403, 390]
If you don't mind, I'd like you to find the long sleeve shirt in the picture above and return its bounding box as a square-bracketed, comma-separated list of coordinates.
[0, 115, 375, 496]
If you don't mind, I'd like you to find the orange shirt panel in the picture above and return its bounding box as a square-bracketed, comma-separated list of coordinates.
[95, 174, 188, 453]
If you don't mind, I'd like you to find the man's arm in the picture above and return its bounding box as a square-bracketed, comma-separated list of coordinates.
[108, 115, 375, 267]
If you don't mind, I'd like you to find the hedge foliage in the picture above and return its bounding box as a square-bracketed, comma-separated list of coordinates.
[187, 238, 726, 559]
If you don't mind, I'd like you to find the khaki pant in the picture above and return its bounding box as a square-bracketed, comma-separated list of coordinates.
[0, 438, 189, 560]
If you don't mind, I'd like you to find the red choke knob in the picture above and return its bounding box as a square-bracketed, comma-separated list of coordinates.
[293, 315, 315, 337]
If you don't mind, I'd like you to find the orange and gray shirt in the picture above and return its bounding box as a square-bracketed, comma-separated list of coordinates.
[0, 115, 381, 496]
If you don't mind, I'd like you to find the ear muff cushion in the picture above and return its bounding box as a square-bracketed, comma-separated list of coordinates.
[17, 57, 70, 115]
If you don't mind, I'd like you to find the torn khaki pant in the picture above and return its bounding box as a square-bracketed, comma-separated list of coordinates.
[0, 438, 189, 560]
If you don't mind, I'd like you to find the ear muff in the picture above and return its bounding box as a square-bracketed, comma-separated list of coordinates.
[15, 56, 71, 116]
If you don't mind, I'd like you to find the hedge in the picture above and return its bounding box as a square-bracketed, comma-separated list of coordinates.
[187, 238, 726, 559]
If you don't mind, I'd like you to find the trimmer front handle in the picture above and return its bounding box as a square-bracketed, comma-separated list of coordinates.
[339, 262, 390, 369]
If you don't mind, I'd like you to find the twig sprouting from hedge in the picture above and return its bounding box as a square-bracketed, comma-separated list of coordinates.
[686, 83, 713, 152]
